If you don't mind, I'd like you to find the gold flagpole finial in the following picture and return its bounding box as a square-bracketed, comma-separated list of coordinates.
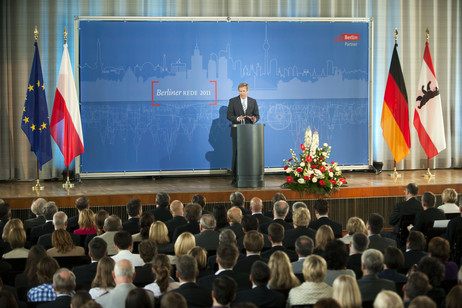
[426, 27, 430, 41]
[394, 28, 398, 43]
[64, 27, 68, 44]
[34, 26, 39, 42]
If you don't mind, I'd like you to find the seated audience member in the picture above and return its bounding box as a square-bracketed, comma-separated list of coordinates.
[229, 191, 250, 216]
[283, 208, 316, 249]
[313, 225, 335, 257]
[172, 203, 202, 242]
[165, 200, 187, 241]
[428, 237, 458, 281]
[188, 246, 214, 279]
[367, 213, 397, 253]
[268, 250, 300, 299]
[357, 249, 396, 302]
[237, 215, 271, 251]
[95, 259, 154, 308]
[38, 211, 80, 249]
[31, 201, 58, 244]
[96, 215, 122, 256]
[134, 239, 157, 286]
[402, 272, 431, 307]
[132, 212, 154, 243]
[144, 254, 179, 297]
[0, 290, 19, 308]
[169, 254, 212, 308]
[403, 231, 427, 272]
[234, 260, 285, 308]
[149, 221, 173, 253]
[308, 199, 343, 238]
[192, 194, 211, 215]
[71, 290, 93, 308]
[89, 256, 115, 299]
[264, 192, 287, 219]
[446, 203, 462, 255]
[292, 235, 314, 274]
[123, 199, 142, 235]
[259, 200, 293, 234]
[74, 209, 97, 235]
[27, 256, 60, 302]
[437, 188, 459, 214]
[234, 230, 266, 274]
[171, 231, 196, 265]
[47, 229, 85, 257]
[314, 298, 341, 308]
[125, 288, 154, 308]
[213, 204, 230, 230]
[14, 245, 47, 301]
[111, 230, 144, 267]
[23, 198, 46, 234]
[195, 214, 220, 251]
[378, 247, 408, 283]
[341, 217, 367, 245]
[160, 292, 187, 308]
[249, 197, 272, 225]
[1, 218, 23, 254]
[324, 239, 356, 286]
[84, 210, 109, 253]
[408, 192, 445, 236]
[73, 237, 108, 291]
[287, 254, 333, 306]
[2, 227, 28, 258]
[148, 192, 173, 222]
[417, 256, 446, 307]
[347, 232, 370, 279]
[261, 222, 298, 262]
[389, 183, 422, 237]
[373, 290, 404, 308]
[68, 196, 90, 233]
[207, 229, 242, 271]
[212, 275, 237, 308]
[220, 207, 245, 239]
[445, 285, 462, 308]
[332, 274, 362, 308]
[198, 243, 251, 291]
[38, 268, 76, 308]
[408, 295, 437, 308]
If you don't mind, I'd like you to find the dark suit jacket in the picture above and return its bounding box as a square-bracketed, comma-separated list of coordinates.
[412, 208, 446, 235]
[168, 282, 212, 308]
[403, 250, 427, 271]
[198, 269, 251, 291]
[346, 253, 363, 279]
[148, 206, 173, 223]
[368, 234, 397, 253]
[234, 255, 267, 274]
[234, 285, 285, 308]
[37, 231, 81, 249]
[237, 233, 271, 253]
[446, 215, 462, 246]
[194, 230, 220, 251]
[122, 217, 140, 235]
[389, 197, 423, 233]
[134, 263, 155, 287]
[165, 216, 188, 242]
[308, 217, 343, 238]
[226, 95, 260, 124]
[67, 215, 80, 233]
[357, 274, 396, 302]
[172, 222, 200, 243]
[72, 261, 98, 290]
[283, 226, 316, 249]
[24, 216, 45, 232]
[252, 213, 273, 226]
[259, 219, 293, 234]
[37, 294, 71, 308]
[31, 221, 54, 245]
[219, 223, 244, 239]
[378, 269, 407, 283]
[260, 245, 298, 262]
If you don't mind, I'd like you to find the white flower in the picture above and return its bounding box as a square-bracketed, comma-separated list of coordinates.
[300, 162, 305, 167]
[329, 172, 334, 177]
[298, 178, 305, 184]
[286, 168, 293, 173]
[312, 177, 318, 183]
[323, 143, 328, 147]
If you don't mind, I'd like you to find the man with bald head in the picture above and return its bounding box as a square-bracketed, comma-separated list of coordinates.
[39, 268, 76, 308]
[259, 200, 293, 234]
[165, 200, 187, 242]
[97, 215, 122, 255]
[96, 259, 154, 308]
[250, 197, 272, 225]
[37, 211, 81, 249]
[219, 206, 245, 239]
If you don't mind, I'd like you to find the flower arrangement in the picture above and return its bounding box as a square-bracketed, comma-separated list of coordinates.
[282, 126, 347, 195]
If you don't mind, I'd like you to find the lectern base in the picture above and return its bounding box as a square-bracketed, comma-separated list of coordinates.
[237, 175, 265, 188]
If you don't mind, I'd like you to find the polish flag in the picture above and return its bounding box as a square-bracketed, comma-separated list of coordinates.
[50, 43, 84, 166]
[413, 41, 446, 159]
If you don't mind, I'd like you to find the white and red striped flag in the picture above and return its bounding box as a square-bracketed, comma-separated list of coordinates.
[50, 43, 84, 166]
[413, 41, 446, 159]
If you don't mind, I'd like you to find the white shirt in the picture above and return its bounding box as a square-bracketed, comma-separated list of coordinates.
[111, 250, 144, 267]
[437, 203, 459, 214]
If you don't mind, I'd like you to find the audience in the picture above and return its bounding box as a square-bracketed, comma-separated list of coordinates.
[437, 188, 459, 214]
[324, 239, 355, 286]
[31, 201, 58, 244]
[445, 285, 462, 308]
[192, 194, 210, 215]
[313, 225, 335, 257]
[27, 256, 60, 302]
[292, 235, 314, 274]
[2, 226, 28, 258]
[96, 215, 122, 256]
[389, 183, 422, 238]
[165, 200, 187, 241]
[427, 237, 458, 281]
[213, 203, 230, 230]
[212, 275, 237, 307]
[417, 256, 446, 307]
[347, 232, 370, 279]
[234, 230, 266, 274]
[149, 221, 173, 253]
[195, 214, 220, 251]
[149, 192, 172, 222]
[220, 206, 245, 239]
[341, 216, 366, 244]
[160, 291, 187, 308]
[123, 199, 142, 235]
[132, 212, 155, 243]
[111, 230, 144, 266]
[48, 229, 85, 257]
[408, 192, 445, 236]
[68, 196, 90, 233]
[14, 245, 47, 301]
[172, 203, 202, 242]
[408, 295, 436, 308]
[229, 191, 249, 215]
[403, 231, 427, 272]
[366, 213, 397, 253]
[378, 247, 407, 283]
[188, 246, 214, 279]
[125, 288, 154, 308]
[144, 253, 179, 296]
[260, 200, 293, 234]
[23, 197, 46, 234]
[73, 237, 108, 291]
[71, 290, 93, 308]
[39, 268, 76, 308]
[373, 290, 404, 308]
[74, 208, 97, 235]
[1, 218, 23, 254]
[171, 231, 196, 265]
[249, 197, 272, 225]
[37, 211, 80, 249]
[283, 207, 316, 249]
[332, 274, 362, 308]
[262, 222, 298, 262]
[308, 199, 342, 238]
[402, 271, 431, 306]
[268, 250, 300, 299]
[89, 256, 115, 299]
[134, 239, 157, 286]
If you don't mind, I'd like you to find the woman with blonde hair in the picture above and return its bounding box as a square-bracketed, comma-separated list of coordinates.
[341, 217, 366, 244]
[74, 208, 97, 235]
[144, 254, 179, 297]
[313, 225, 335, 257]
[437, 188, 459, 214]
[268, 250, 300, 299]
[188, 246, 213, 279]
[149, 221, 173, 253]
[2, 227, 29, 258]
[1, 218, 24, 253]
[47, 229, 85, 257]
[89, 256, 116, 299]
[170, 232, 195, 265]
[332, 275, 362, 308]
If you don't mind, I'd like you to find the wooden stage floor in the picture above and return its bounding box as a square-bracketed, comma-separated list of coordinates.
[2, 169, 462, 209]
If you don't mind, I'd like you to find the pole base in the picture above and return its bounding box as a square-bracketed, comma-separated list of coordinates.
[389, 168, 401, 178]
[63, 177, 75, 189]
[424, 168, 435, 179]
[32, 180, 44, 191]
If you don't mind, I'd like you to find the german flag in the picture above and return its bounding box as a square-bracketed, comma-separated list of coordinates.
[381, 43, 411, 163]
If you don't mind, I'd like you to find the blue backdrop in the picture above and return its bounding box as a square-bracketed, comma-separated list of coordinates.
[79, 20, 370, 173]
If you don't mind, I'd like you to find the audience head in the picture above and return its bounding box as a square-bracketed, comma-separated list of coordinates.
[37, 256, 60, 284]
[169, 200, 184, 215]
[75, 196, 90, 211]
[332, 275, 362, 308]
[31, 198, 47, 216]
[458, 267, 462, 284]
[445, 285, 462, 308]
[156, 192, 170, 208]
[373, 290, 404, 308]
[219, 228, 236, 245]
[227, 207, 243, 225]
[442, 188, 458, 204]
[295, 235, 314, 257]
[250, 197, 263, 213]
[114, 259, 135, 283]
[250, 261, 271, 286]
[422, 192, 436, 208]
[268, 250, 300, 289]
[149, 221, 170, 245]
[217, 243, 239, 269]
[268, 222, 285, 243]
[325, 239, 349, 270]
[174, 232, 196, 257]
[271, 192, 287, 206]
[293, 208, 311, 227]
[139, 212, 155, 240]
[351, 232, 370, 253]
[241, 215, 259, 232]
[407, 231, 426, 251]
[126, 199, 142, 217]
[88, 237, 107, 261]
[0, 290, 19, 308]
[313, 298, 341, 308]
[125, 288, 153, 308]
[91, 256, 116, 289]
[384, 247, 404, 270]
[418, 256, 445, 288]
[314, 199, 329, 215]
[0, 201, 10, 221]
[139, 239, 158, 263]
[361, 249, 384, 275]
[273, 200, 289, 218]
[24, 245, 47, 286]
[408, 296, 436, 308]
[52, 211, 68, 229]
[52, 229, 75, 253]
[187, 246, 208, 270]
[8, 227, 26, 249]
[71, 290, 92, 308]
[406, 183, 419, 196]
[78, 208, 96, 230]
[428, 237, 451, 262]
[346, 217, 366, 235]
[367, 213, 384, 235]
[243, 230, 264, 253]
[152, 254, 171, 293]
[292, 201, 308, 212]
[43, 201, 58, 220]
[103, 214, 121, 232]
[53, 268, 76, 295]
[200, 214, 217, 230]
[191, 194, 206, 209]
[315, 225, 335, 250]
[2, 218, 23, 242]
[160, 292, 187, 308]
[213, 204, 228, 228]
[176, 254, 198, 282]
[404, 272, 431, 301]
[303, 254, 328, 283]
[114, 230, 133, 250]
[212, 275, 237, 306]
[230, 191, 245, 207]
[184, 203, 202, 222]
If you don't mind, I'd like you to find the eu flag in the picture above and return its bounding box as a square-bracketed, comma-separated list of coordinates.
[21, 42, 52, 170]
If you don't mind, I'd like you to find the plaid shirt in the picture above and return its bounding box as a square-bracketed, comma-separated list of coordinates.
[27, 283, 57, 302]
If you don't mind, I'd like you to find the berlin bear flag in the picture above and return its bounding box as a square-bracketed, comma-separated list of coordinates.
[413, 41, 446, 159]
[50, 43, 85, 166]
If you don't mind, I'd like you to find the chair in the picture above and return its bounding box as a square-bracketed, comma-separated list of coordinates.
[54, 255, 90, 269]
[397, 214, 416, 248]
[445, 213, 459, 220]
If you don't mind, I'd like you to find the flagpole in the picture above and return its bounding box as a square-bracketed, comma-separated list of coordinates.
[388, 29, 401, 179]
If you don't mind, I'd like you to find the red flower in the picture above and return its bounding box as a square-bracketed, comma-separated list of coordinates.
[329, 169, 333, 173]
[331, 161, 335, 165]
[330, 179, 336, 184]
[284, 165, 289, 170]
[306, 155, 312, 162]
[311, 165, 316, 169]
[296, 167, 303, 173]
[319, 180, 325, 185]
[310, 174, 315, 178]
[319, 157, 323, 161]
[286, 176, 294, 183]
[319, 166, 325, 172]
[340, 178, 346, 184]
[288, 158, 293, 162]
[301, 144, 306, 151]
[304, 176, 309, 180]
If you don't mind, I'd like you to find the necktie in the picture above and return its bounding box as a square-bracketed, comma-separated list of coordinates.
[242, 99, 247, 113]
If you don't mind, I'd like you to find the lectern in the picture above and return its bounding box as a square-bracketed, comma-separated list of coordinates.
[232, 124, 265, 188]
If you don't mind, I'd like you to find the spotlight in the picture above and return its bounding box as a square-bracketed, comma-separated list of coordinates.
[372, 161, 383, 175]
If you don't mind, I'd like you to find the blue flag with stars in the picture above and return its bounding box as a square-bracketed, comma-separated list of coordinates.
[21, 42, 52, 170]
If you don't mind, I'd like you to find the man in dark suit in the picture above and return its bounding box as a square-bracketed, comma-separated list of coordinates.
[308, 198, 342, 238]
[39, 268, 76, 308]
[234, 230, 267, 274]
[283, 208, 316, 249]
[192, 194, 211, 215]
[446, 204, 462, 255]
[227, 82, 260, 185]
[234, 261, 285, 308]
[259, 200, 293, 234]
[198, 243, 251, 291]
[291, 236, 314, 274]
[229, 191, 250, 216]
[37, 211, 80, 249]
[72, 237, 108, 290]
[195, 214, 220, 252]
[219, 207, 245, 239]
[0, 200, 11, 239]
[389, 183, 422, 234]
[168, 254, 212, 308]
[237, 215, 271, 252]
[261, 223, 298, 262]
[67, 196, 90, 234]
[347, 232, 370, 279]
[134, 239, 157, 287]
[212, 275, 237, 308]
[31, 201, 58, 245]
[367, 213, 397, 253]
[249, 197, 272, 226]
[122, 199, 142, 235]
[165, 200, 187, 242]
[403, 231, 428, 272]
[147, 192, 172, 222]
[408, 191, 446, 237]
[24, 198, 46, 235]
[172, 203, 202, 242]
[357, 249, 396, 302]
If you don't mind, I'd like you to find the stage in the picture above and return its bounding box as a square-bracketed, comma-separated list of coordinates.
[2, 169, 462, 228]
